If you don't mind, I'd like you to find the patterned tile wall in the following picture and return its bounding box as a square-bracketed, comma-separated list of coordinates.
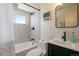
[14, 24, 31, 44]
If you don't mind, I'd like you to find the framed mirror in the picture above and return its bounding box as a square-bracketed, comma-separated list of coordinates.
[55, 3, 79, 28]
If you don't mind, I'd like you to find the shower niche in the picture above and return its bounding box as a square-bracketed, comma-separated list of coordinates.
[55, 3, 79, 28]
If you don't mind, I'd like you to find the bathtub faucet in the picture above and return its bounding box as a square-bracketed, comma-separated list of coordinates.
[30, 38, 35, 41]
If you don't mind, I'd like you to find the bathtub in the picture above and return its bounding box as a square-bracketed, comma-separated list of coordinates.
[15, 41, 37, 56]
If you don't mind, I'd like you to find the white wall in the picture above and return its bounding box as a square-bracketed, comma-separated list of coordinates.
[40, 3, 79, 42]
[31, 11, 41, 42]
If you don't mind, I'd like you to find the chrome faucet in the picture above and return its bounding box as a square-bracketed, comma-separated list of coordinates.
[62, 32, 66, 41]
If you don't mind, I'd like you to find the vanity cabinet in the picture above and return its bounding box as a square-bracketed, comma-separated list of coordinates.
[48, 43, 79, 56]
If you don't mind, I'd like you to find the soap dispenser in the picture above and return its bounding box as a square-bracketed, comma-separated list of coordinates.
[70, 32, 77, 44]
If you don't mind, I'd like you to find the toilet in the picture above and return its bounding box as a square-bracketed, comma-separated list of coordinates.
[26, 41, 46, 56]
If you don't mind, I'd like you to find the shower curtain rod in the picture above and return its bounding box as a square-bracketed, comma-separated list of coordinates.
[23, 3, 40, 11]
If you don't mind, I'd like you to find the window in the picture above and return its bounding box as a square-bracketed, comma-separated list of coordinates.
[15, 13, 26, 24]
[14, 10, 28, 24]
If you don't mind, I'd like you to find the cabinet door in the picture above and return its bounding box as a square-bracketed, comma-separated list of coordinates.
[48, 46, 51, 56]
[52, 44, 70, 56]
[48, 43, 70, 56]
[48, 43, 79, 56]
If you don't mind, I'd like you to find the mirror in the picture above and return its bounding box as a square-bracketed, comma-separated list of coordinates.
[55, 3, 79, 28]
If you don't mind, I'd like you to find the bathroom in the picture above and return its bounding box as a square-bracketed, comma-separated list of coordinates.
[0, 3, 79, 56]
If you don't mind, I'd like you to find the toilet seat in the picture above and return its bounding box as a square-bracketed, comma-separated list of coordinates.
[26, 48, 44, 56]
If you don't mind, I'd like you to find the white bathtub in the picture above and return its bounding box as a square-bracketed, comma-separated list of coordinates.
[15, 41, 37, 56]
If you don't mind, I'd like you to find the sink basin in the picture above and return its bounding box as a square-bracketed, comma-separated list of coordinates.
[52, 39, 63, 44]
[51, 39, 74, 48]
[52, 39, 68, 44]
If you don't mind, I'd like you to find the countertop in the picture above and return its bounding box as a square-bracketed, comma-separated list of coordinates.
[48, 39, 79, 52]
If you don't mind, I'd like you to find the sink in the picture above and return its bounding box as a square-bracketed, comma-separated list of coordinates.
[51, 39, 73, 48]
[51, 39, 67, 44]
[52, 39, 63, 44]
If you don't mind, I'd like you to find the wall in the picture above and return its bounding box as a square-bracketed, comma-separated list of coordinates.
[31, 11, 41, 42]
[14, 9, 31, 44]
[40, 3, 79, 42]
[14, 3, 41, 44]
[14, 23, 31, 44]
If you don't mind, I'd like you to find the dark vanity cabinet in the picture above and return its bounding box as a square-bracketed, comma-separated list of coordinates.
[48, 43, 79, 56]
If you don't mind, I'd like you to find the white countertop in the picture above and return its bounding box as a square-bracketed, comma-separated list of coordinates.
[48, 39, 79, 52]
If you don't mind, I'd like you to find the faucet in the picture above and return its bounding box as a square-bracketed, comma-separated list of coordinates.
[62, 32, 66, 41]
[30, 38, 35, 41]
[30, 38, 35, 45]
